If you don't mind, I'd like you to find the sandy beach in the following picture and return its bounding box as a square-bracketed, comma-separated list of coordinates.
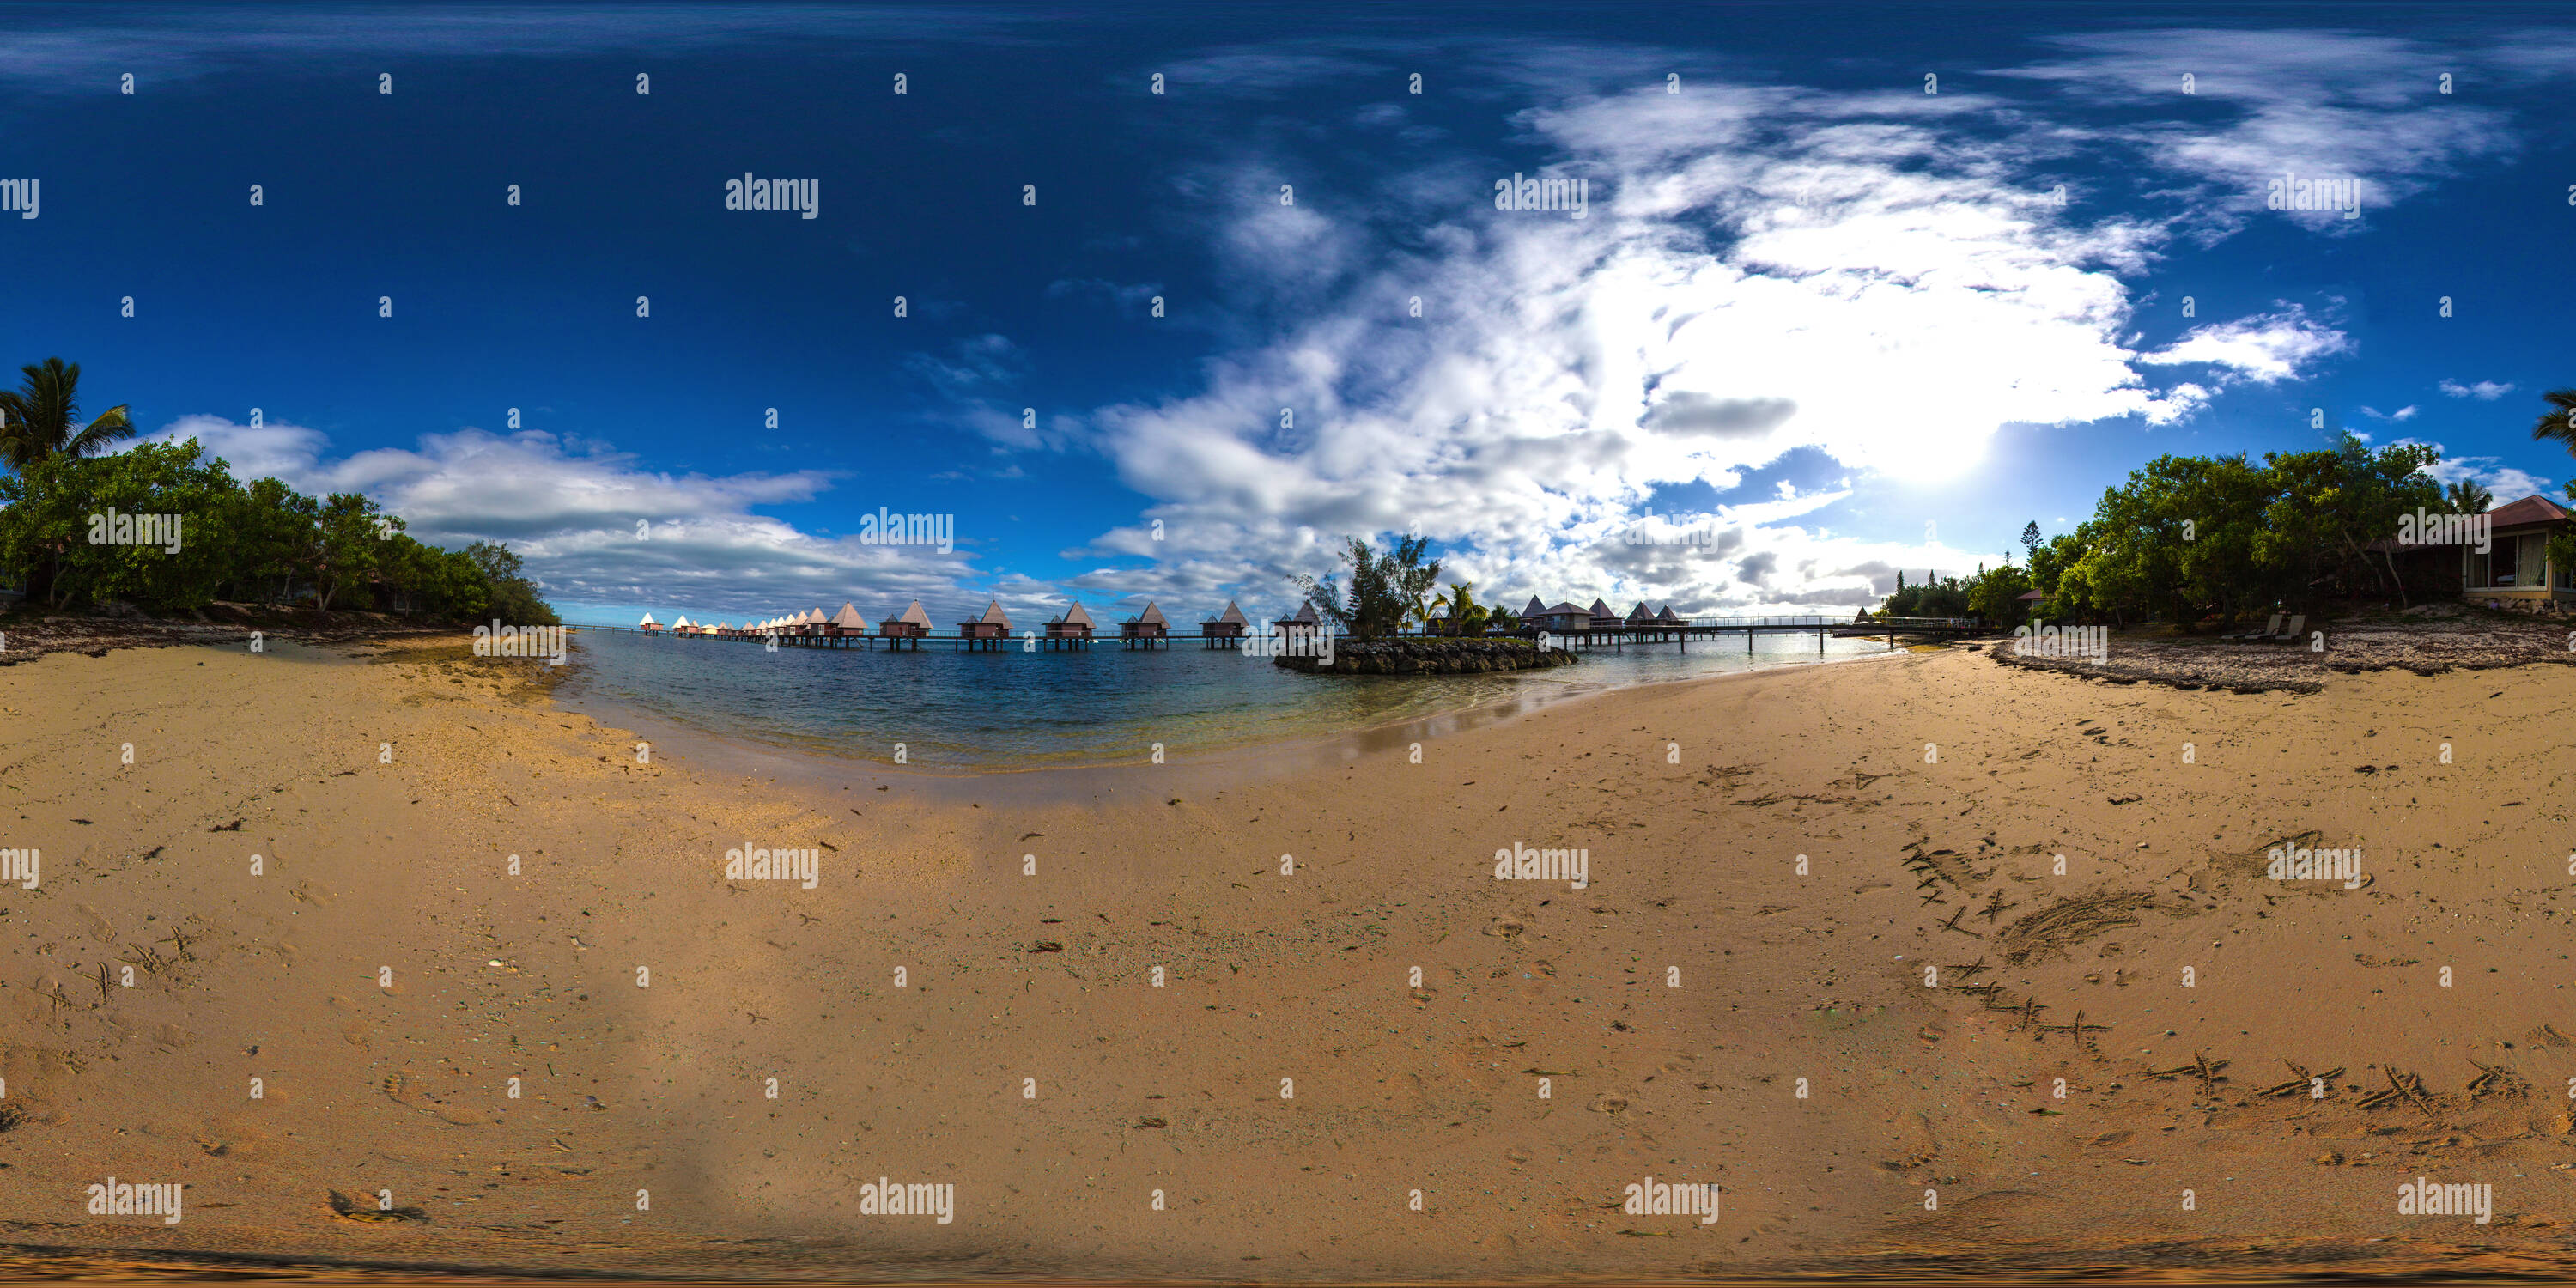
[6, 629, 2576, 1279]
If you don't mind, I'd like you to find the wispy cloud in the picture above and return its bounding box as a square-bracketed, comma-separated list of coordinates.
[2440, 378, 2515, 400]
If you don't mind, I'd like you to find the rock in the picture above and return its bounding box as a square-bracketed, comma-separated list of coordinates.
[1273, 637, 1579, 676]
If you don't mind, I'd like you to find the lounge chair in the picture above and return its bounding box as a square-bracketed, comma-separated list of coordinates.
[2266, 613, 2305, 644]
[2226, 611, 2283, 642]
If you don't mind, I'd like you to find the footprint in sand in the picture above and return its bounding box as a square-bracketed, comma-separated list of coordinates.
[71, 904, 116, 942]
[384, 1071, 492, 1125]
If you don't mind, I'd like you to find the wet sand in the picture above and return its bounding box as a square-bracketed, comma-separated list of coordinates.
[5, 630, 2576, 1280]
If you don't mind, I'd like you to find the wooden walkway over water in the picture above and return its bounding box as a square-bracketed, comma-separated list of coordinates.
[570, 616, 1981, 653]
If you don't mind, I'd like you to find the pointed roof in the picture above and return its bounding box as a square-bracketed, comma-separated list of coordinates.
[672, 615, 694, 629]
[1280, 600, 1320, 623]
[1523, 595, 1546, 617]
[1136, 601, 1168, 627]
[803, 607, 825, 624]
[717, 622, 732, 631]
[896, 599, 932, 627]
[1057, 601, 1095, 628]
[1543, 601, 1588, 616]
[1217, 599, 1249, 626]
[831, 602, 868, 629]
[1654, 605, 1682, 623]
[975, 599, 1011, 626]
[637, 612, 659, 627]
[1589, 598, 1615, 619]
[1625, 602, 1651, 622]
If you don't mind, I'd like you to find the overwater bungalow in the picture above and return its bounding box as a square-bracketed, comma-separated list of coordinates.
[1044, 602, 1096, 649]
[1521, 595, 1546, 620]
[1625, 602, 1653, 627]
[960, 599, 1012, 651]
[1588, 598, 1619, 631]
[1121, 601, 1170, 649]
[1531, 601, 1591, 634]
[1275, 600, 1323, 644]
[882, 599, 932, 648]
[637, 612, 662, 633]
[827, 602, 869, 639]
[1654, 605, 1683, 625]
[1203, 599, 1249, 647]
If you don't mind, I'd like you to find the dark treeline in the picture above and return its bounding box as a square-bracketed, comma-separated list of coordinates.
[1875, 434, 2464, 630]
[0, 357, 556, 624]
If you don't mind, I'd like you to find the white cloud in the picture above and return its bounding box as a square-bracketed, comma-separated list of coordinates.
[1066, 46, 2406, 615]
[2360, 404, 2420, 422]
[2403, 441, 2551, 504]
[1995, 29, 2520, 234]
[149, 415, 987, 622]
[2440, 378, 2515, 400]
[2136, 305, 2351, 384]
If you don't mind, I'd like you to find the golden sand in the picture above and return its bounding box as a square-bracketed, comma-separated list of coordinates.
[3, 633, 2573, 1279]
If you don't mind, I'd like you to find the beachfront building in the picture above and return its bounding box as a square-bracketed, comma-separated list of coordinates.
[1122, 601, 1170, 649]
[1522, 595, 1546, 620]
[637, 613, 662, 633]
[1044, 602, 1096, 649]
[1655, 605, 1683, 626]
[1203, 600, 1249, 647]
[960, 600, 1012, 651]
[882, 599, 932, 648]
[1530, 601, 1591, 635]
[2463, 495, 2576, 608]
[1625, 602, 1652, 627]
[1275, 600, 1323, 647]
[828, 603, 869, 639]
[1589, 598, 1619, 632]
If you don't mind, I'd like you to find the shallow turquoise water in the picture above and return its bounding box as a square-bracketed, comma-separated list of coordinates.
[559, 629, 1895, 771]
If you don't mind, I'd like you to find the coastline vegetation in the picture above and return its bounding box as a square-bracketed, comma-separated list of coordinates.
[0, 357, 556, 624]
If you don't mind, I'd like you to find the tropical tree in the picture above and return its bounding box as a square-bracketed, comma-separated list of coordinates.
[2445, 478, 2493, 514]
[1433, 580, 1489, 635]
[2529, 387, 2576, 467]
[1291, 534, 1440, 638]
[0, 358, 134, 471]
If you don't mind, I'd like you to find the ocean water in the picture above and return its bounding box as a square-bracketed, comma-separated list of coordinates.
[558, 629, 1898, 772]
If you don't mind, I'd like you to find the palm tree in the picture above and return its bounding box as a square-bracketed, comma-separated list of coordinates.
[2529, 387, 2576, 469]
[1433, 580, 1488, 635]
[2444, 478, 2492, 514]
[0, 358, 135, 471]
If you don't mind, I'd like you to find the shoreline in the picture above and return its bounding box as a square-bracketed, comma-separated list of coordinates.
[9, 629, 2576, 1279]
[553, 633, 1922, 805]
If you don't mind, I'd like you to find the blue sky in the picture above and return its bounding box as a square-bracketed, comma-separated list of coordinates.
[3, 3, 2570, 627]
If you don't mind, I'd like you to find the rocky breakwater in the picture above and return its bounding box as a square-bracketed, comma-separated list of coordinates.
[1273, 637, 1579, 675]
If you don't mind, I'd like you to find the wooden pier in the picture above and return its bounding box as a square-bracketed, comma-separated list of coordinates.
[598, 609, 1983, 655]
